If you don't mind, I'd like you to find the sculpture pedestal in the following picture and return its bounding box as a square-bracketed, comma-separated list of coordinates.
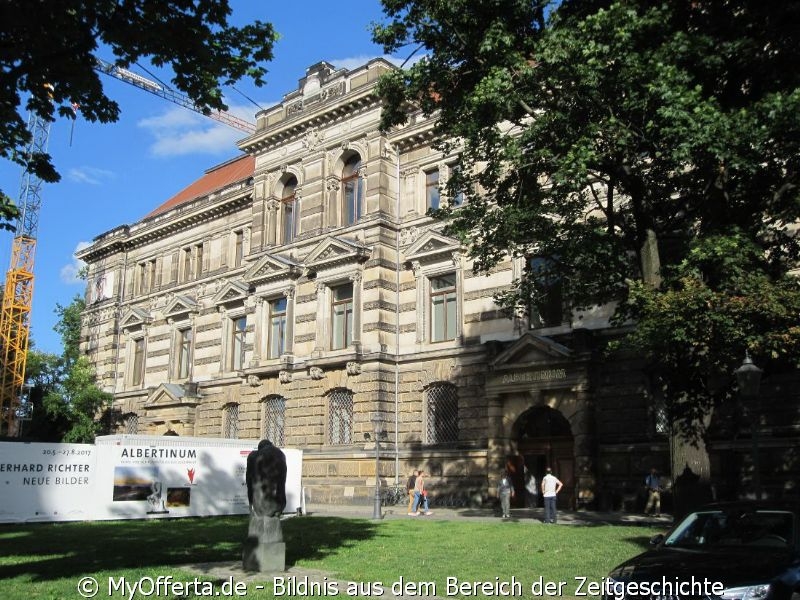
[242, 515, 285, 572]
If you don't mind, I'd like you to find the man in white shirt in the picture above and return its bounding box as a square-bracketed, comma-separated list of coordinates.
[540, 467, 563, 524]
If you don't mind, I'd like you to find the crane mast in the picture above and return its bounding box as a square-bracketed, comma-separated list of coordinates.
[0, 111, 50, 435]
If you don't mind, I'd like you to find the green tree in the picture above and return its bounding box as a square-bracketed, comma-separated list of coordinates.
[373, 1, 800, 436]
[25, 296, 112, 443]
[1, 0, 276, 228]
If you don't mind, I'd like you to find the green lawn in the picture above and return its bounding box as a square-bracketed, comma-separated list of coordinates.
[0, 516, 667, 599]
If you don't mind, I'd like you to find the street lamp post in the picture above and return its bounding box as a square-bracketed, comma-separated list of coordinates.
[735, 352, 763, 500]
[365, 414, 387, 520]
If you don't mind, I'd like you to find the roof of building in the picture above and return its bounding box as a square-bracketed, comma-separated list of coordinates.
[143, 154, 255, 219]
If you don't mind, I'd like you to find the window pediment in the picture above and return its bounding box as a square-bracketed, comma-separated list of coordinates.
[303, 236, 371, 274]
[489, 332, 572, 369]
[403, 230, 461, 266]
[163, 295, 198, 320]
[243, 253, 302, 286]
[120, 307, 152, 331]
[144, 383, 200, 410]
[213, 280, 250, 307]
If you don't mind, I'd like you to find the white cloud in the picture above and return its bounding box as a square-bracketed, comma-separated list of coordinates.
[60, 241, 91, 285]
[67, 166, 115, 186]
[137, 102, 262, 158]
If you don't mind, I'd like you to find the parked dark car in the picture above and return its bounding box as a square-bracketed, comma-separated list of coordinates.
[605, 502, 800, 600]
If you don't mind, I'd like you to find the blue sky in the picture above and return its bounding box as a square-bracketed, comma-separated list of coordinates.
[0, 1, 399, 355]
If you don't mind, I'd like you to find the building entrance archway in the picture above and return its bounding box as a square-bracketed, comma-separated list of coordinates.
[509, 406, 575, 509]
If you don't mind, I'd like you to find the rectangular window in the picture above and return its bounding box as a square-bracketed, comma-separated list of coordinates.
[132, 338, 145, 386]
[430, 274, 457, 342]
[137, 263, 147, 295]
[234, 231, 244, 267]
[343, 177, 363, 224]
[182, 248, 191, 282]
[282, 199, 295, 243]
[449, 164, 464, 207]
[230, 316, 247, 371]
[177, 328, 192, 379]
[268, 297, 287, 359]
[331, 283, 353, 350]
[194, 244, 204, 279]
[426, 169, 440, 211]
[529, 256, 563, 328]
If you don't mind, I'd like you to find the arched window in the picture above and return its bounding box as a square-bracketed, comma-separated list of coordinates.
[263, 395, 286, 447]
[328, 389, 353, 445]
[223, 403, 240, 439]
[281, 176, 298, 243]
[342, 155, 364, 225]
[425, 383, 459, 444]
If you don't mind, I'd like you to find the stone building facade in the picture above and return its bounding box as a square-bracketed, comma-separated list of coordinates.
[78, 59, 798, 509]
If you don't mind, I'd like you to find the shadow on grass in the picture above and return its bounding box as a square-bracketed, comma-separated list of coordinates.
[0, 515, 378, 583]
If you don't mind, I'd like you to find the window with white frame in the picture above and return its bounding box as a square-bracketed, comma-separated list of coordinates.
[281, 176, 298, 243]
[223, 403, 240, 439]
[230, 315, 247, 371]
[342, 154, 364, 225]
[131, 337, 145, 386]
[263, 395, 286, 447]
[176, 327, 192, 379]
[425, 168, 440, 211]
[328, 389, 353, 445]
[268, 297, 287, 359]
[430, 274, 457, 342]
[331, 282, 353, 350]
[426, 383, 459, 444]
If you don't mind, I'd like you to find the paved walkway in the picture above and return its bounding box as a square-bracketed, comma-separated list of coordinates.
[304, 502, 674, 526]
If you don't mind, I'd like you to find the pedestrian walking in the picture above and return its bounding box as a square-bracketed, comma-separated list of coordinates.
[406, 469, 418, 515]
[497, 471, 514, 518]
[411, 470, 433, 516]
[644, 467, 662, 516]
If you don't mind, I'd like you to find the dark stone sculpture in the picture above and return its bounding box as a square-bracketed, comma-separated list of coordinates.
[246, 439, 287, 517]
[242, 439, 287, 572]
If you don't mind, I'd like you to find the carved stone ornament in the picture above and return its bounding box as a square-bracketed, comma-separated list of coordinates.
[246, 374, 261, 387]
[309, 366, 325, 380]
[278, 370, 293, 384]
[326, 176, 340, 192]
[346, 362, 361, 376]
[302, 129, 322, 150]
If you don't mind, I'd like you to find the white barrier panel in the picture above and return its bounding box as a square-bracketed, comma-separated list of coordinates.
[0, 442, 97, 522]
[0, 436, 302, 523]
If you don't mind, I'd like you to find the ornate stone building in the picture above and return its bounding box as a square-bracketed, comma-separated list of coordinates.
[78, 59, 798, 508]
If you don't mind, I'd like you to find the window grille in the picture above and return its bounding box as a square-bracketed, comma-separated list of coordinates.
[654, 397, 670, 436]
[426, 383, 459, 444]
[223, 403, 240, 439]
[124, 413, 139, 435]
[263, 396, 286, 447]
[328, 390, 353, 445]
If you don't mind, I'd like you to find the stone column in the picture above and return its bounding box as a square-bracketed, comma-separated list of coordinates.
[350, 271, 362, 353]
[572, 386, 597, 508]
[284, 286, 296, 356]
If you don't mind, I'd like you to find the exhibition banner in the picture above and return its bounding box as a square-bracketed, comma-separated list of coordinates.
[0, 436, 302, 523]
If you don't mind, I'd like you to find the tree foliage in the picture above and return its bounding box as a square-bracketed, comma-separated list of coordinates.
[24, 297, 112, 443]
[374, 0, 800, 435]
[0, 0, 276, 228]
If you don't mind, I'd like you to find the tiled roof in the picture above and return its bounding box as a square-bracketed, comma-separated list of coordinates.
[143, 154, 255, 219]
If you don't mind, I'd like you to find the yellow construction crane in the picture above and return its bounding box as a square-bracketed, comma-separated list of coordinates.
[0, 62, 255, 435]
[0, 111, 50, 435]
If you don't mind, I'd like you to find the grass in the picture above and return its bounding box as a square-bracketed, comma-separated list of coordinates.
[0, 515, 667, 599]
